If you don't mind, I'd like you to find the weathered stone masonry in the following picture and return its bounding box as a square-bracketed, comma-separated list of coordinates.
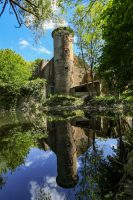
[52, 28, 74, 94]
[39, 27, 102, 96]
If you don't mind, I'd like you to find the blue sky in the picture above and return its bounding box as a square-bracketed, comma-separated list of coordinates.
[0, 5, 77, 62]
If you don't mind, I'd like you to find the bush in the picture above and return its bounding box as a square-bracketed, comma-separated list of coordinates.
[123, 96, 133, 103]
[20, 78, 46, 100]
[95, 96, 116, 105]
[122, 90, 133, 97]
[120, 85, 133, 104]
[45, 94, 83, 106]
[0, 79, 46, 110]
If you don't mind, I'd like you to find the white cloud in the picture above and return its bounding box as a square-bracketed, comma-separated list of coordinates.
[19, 39, 30, 47]
[45, 176, 57, 188]
[19, 39, 51, 55]
[25, 161, 33, 167]
[42, 19, 68, 31]
[31, 46, 51, 55]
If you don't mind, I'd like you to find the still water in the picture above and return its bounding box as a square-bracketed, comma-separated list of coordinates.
[0, 111, 132, 200]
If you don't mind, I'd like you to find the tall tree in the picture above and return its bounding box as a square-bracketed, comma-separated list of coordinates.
[98, 0, 133, 94]
[72, 0, 108, 95]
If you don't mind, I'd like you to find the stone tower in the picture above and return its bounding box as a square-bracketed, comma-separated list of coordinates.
[52, 27, 74, 94]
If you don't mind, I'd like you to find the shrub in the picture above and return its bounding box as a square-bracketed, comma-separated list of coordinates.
[95, 96, 116, 105]
[20, 78, 46, 100]
[45, 94, 83, 106]
[122, 96, 133, 104]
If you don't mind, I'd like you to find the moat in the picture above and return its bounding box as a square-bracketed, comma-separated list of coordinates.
[0, 110, 132, 200]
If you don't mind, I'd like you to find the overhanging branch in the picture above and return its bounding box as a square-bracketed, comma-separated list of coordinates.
[10, 0, 22, 27]
[11, 0, 39, 19]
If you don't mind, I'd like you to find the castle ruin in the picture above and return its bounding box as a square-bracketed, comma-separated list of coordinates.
[39, 27, 101, 97]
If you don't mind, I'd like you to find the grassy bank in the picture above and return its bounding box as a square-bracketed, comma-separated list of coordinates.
[83, 95, 133, 112]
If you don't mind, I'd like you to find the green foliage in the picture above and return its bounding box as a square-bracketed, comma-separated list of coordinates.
[75, 143, 122, 200]
[95, 96, 116, 104]
[121, 84, 133, 103]
[72, 0, 108, 70]
[0, 128, 47, 174]
[75, 148, 103, 199]
[0, 1, 68, 39]
[122, 96, 133, 104]
[45, 94, 83, 107]
[0, 110, 48, 176]
[98, 0, 133, 93]
[0, 49, 31, 93]
[95, 94, 133, 106]
[47, 110, 84, 120]
[20, 78, 46, 100]
[104, 192, 114, 199]
[31, 58, 43, 79]
[123, 90, 133, 98]
[52, 26, 74, 37]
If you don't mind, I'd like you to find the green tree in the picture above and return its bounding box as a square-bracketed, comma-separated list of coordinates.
[72, 0, 108, 95]
[98, 0, 133, 94]
[0, 49, 31, 93]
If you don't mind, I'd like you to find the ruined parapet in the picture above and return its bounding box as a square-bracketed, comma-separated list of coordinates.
[39, 60, 48, 78]
[52, 27, 74, 94]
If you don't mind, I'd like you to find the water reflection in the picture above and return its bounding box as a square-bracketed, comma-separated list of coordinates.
[0, 111, 132, 200]
[40, 121, 91, 188]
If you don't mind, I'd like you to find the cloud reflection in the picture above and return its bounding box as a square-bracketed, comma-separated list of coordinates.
[29, 178, 66, 200]
[24, 149, 53, 168]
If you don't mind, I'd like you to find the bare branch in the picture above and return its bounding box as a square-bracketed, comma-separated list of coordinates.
[10, 0, 22, 27]
[0, 0, 8, 16]
[11, 0, 39, 19]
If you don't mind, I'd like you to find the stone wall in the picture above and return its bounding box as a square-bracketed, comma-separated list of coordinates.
[71, 56, 91, 88]
[42, 58, 54, 96]
[40, 55, 93, 96]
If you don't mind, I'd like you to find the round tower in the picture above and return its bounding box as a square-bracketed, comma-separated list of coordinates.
[52, 27, 74, 94]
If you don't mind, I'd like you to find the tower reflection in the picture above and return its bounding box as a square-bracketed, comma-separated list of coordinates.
[41, 120, 90, 188]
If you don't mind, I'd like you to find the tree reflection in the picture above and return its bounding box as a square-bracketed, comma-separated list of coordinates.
[0, 175, 7, 189]
[74, 115, 133, 200]
[0, 121, 47, 188]
[75, 145, 105, 199]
